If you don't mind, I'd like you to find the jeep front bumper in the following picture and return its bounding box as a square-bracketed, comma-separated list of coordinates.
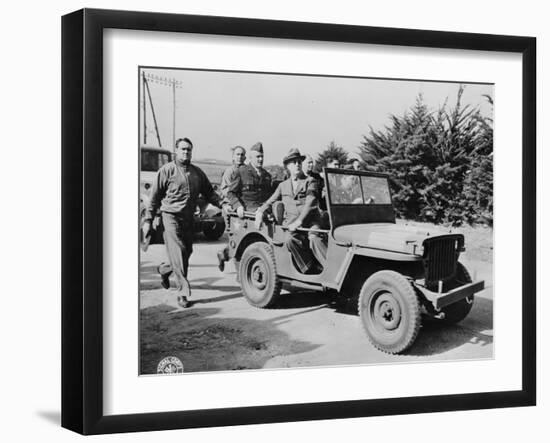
[413, 280, 485, 311]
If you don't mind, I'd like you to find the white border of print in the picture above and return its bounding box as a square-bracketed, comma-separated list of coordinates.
[103, 29, 521, 416]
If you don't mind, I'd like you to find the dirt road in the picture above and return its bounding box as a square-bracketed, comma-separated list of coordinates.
[139, 236, 493, 374]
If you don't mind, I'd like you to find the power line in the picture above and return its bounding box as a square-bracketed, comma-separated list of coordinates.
[143, 73, 183, 88]
[141, 71, 182, 148]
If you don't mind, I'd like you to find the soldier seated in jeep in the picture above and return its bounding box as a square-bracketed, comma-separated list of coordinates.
[256, 148, 327, 274]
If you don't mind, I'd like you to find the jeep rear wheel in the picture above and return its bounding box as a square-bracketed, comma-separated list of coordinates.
[358, 270, 421, 354]
[440, 262, 475, 324]
[239, 242, 281, 308]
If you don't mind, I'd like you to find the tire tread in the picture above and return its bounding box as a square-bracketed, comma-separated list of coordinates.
[240, 242, 282, 309]
[358, 270, 421, 354]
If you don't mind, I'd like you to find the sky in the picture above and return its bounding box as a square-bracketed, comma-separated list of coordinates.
[139, 68, 493, 165]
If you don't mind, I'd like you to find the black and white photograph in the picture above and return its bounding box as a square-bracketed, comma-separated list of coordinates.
[138, 67, 494, 375]
[1, 0, 546, 439]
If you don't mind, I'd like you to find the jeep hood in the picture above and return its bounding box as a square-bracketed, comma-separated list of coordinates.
[333, 223, 454, 256]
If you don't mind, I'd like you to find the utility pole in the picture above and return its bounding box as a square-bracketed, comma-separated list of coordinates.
[143, 74, 162, 148]
[172, 79, 176, 149]
[142, 72, 147, 145]
[141, 72, 182, 148]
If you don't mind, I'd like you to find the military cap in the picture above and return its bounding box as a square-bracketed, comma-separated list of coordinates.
[283, 148, 306, 165]
[250, 142, 264, 153]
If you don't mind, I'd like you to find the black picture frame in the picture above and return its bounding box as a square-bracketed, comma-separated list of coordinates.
[61, 8, 536, 435]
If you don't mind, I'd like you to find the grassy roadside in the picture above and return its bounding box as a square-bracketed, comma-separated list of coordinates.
[396, 219, 493, 264]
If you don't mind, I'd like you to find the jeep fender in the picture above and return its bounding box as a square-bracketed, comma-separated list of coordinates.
[333, 246, 422, 292]
[233, 231, 272, 261]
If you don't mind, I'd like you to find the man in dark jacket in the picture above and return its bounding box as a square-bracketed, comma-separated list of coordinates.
[142, 137, 226, 307]
[226, 142, 273, 216]
[220, 145, 246, 199]
[302, 153, 326, 210]
[216, 145, 246, 271]
[219, 142, 273, 271]
[256, 148, 327, 274]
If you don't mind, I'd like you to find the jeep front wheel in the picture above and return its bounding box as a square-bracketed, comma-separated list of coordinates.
[440, 262, 475, 324]
[358, 270, 421, 354]
[239, 242, 282, 308]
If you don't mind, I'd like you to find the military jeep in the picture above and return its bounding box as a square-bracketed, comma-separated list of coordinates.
[225, 168, 485, 354]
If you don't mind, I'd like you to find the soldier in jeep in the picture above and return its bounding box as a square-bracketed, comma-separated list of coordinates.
[226, 142, 273, 216]
[256, 148, 327, 274]
[219, 142, 273, 271]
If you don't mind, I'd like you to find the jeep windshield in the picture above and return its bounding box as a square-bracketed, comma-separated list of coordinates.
[326, 171, 392, 205]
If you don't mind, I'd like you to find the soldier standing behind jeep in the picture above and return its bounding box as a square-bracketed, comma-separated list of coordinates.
[216, 145, 246, 272]
[220, 145, 246, 199]
[219, 142, 273, 271]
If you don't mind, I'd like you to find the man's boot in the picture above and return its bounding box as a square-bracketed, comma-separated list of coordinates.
[176, 277, 192, 308]
[217, 250, 226, 272]
[158, 266, 171, 289]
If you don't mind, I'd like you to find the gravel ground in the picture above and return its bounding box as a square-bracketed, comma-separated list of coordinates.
[139, 226, 493, 375]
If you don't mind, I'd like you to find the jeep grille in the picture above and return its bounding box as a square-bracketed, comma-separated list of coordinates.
[422, 235, 464, 288]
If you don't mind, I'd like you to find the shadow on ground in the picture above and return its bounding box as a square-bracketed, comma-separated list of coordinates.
[404, 296, 494, 356]
[276, 290, 332, 309]
[306, 292, 493, 357]
[36, 410, 60, 426]
[140, 304, 320, 374]
[192, 292, 243, 304]
[140, 264, 165, 290]
[140, 265, 238, 292]
[188, 275, 240, 292]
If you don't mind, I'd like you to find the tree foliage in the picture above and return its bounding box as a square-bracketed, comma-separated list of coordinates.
[359, 87, 493, 226]
[264, 164, 287, 181]
[315, 141, 348, 172]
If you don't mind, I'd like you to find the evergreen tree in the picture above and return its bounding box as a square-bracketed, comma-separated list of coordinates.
[264, 164, 287, 181]
[315, 141, 348, 172]
[359, 88, 493, 226]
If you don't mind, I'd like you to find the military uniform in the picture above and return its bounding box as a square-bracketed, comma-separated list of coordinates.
[305, 170, 326, 210]
[216, 162, 242, 271]
[220, 164, 242, 201]
[217, 142, 272, 272]
[227, 163, 273, 211]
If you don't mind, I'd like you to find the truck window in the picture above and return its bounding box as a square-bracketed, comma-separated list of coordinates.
[141, 150, 171, 172]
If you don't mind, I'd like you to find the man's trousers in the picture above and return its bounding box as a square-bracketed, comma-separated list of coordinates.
[159, 212, 194, 295]
[286, 230, 327, 273]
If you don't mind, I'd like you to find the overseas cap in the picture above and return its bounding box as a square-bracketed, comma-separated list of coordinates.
[250, 142, 264, 153]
